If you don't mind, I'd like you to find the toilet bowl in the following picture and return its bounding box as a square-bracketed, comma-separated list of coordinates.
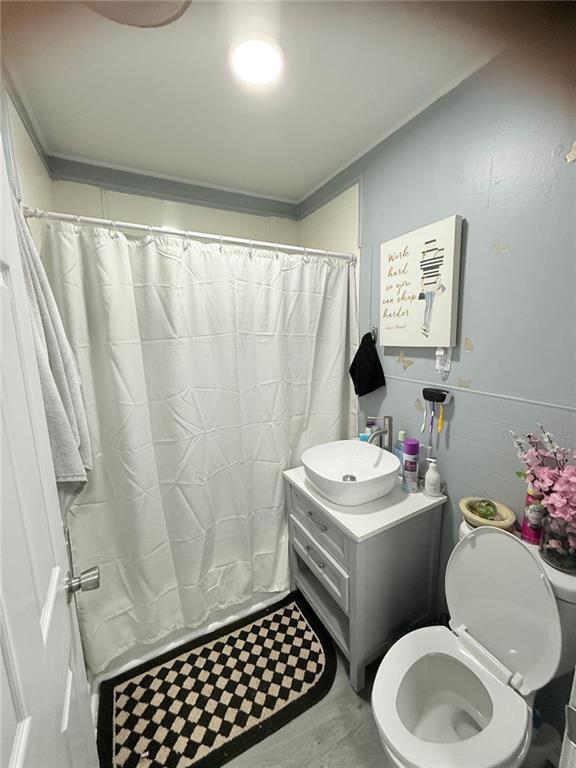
[372, 528, 562, 768]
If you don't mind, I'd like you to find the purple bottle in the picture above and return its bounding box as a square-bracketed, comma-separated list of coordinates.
[403, 438, 419, 493]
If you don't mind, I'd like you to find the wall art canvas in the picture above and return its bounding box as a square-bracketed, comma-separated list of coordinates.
[379, 215, 462, 348]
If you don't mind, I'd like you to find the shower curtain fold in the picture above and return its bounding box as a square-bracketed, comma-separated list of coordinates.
[41, 223, 358, 673]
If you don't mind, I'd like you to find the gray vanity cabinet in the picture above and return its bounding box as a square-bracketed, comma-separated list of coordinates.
[284, 467, 444, 691]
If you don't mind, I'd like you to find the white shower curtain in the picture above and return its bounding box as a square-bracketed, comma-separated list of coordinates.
[41, 222, 357, 673]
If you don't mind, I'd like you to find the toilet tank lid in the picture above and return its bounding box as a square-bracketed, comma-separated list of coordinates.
[446, 528, 562, 696]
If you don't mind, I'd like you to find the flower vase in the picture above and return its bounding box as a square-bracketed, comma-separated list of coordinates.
[539, 514, 576, 575]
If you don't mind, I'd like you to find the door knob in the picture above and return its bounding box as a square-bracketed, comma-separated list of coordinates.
[65, 567, 100, 602]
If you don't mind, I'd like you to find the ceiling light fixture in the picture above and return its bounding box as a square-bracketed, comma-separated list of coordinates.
[230, 39, 283, 86]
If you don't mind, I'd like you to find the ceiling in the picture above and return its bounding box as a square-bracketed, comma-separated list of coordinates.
[2, 2, 499, 203]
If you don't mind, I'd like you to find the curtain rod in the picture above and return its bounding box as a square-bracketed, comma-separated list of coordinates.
[22, 207, 356, 262]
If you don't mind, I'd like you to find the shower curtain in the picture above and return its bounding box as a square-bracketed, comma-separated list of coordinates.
[41, 222, 358, 673]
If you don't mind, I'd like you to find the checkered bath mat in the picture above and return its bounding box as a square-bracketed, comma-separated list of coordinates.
[97, 592, 336, 768]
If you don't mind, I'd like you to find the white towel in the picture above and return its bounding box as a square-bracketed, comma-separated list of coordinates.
[13, 201, 92, 505]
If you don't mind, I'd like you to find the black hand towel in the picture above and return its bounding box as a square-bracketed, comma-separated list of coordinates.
[349, 332, 386, 396]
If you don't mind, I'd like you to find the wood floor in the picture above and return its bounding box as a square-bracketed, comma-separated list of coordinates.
[228, 653, 390, 768]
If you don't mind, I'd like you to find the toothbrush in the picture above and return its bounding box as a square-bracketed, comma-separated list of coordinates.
[428, 402, 435, 449]
[438, 404, 444, 434]
[421, 401, 428, 433]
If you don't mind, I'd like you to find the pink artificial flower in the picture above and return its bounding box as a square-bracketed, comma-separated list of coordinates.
[532, 467, 558, 493]
[524, 448, 542, 469]
[544, 538, 566, 553]
[513, 424, 576, 526]
[546, 496, 574, 522]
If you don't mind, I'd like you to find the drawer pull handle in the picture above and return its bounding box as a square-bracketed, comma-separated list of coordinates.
[307, 511, 328, 532]
[305, 545, 326, 570]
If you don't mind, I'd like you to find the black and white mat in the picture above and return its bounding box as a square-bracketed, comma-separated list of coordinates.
[97, 592, 336, 768]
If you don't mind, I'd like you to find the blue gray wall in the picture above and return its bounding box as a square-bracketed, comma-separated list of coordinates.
[352, 57, 575, 541]
[344, 56, 575, 728]
[302, 54, 576, 540]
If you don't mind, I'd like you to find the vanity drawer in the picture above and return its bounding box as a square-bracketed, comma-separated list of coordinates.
[290, 515, 349, 614]
[289, 487, 349, 568]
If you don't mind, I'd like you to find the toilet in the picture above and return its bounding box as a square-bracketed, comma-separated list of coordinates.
[371, 527, 575, 768]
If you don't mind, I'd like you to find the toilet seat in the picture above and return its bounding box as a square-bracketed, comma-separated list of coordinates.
[445, 527, 561, 696]
[372, 626, 530, 768]
[372, 529, 562, 768]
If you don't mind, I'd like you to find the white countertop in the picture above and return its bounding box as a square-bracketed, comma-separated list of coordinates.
[284, 466, 446, 542]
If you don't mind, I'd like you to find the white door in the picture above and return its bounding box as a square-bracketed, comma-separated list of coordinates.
[0, 149, 99, 767]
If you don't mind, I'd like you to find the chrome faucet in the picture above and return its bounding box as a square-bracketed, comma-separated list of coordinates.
[367, 416, 393, 452]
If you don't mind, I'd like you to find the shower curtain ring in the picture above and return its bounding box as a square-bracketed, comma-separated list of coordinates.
[249, 240, 253, 257]
[42, 209, 53, 229]
[219, 236, 223, 254]
[74, 215, 81, 234]
[111, 221, 118, 239]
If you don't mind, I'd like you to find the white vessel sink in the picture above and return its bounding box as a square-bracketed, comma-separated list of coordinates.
[302, 439, 401, 506]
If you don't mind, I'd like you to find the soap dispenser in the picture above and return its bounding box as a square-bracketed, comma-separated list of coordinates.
[424, 458, 442, 497]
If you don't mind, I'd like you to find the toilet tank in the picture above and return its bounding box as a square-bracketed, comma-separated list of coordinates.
[458, 520, 576, 679]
